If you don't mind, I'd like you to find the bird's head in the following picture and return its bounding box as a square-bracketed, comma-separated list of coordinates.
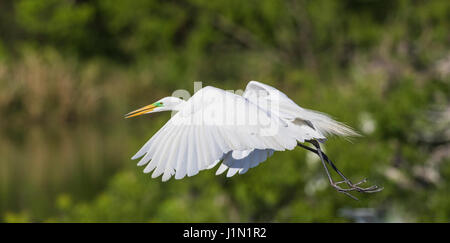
[125, 97, 185, 118]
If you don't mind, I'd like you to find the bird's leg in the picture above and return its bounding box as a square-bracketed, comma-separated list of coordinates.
[298, 142, 352, 183]
[298, 141, 383, 200]
[308, 141, 359, 200]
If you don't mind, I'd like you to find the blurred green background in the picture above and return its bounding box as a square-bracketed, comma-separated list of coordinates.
[0, 0, 449, 222]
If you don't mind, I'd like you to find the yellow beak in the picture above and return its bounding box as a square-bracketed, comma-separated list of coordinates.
[125, 104, 157, 118]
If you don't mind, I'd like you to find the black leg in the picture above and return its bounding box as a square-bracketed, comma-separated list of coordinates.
[298, 142, 351, 182]
[298, 141, 383, 200]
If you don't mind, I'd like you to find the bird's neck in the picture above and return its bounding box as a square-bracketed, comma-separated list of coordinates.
[172, 100, 187, 111]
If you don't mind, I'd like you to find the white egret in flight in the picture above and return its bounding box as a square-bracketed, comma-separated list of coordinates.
[126, 81, 382, 199]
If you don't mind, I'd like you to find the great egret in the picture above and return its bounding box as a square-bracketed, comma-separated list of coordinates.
[126, 81, 382, 199]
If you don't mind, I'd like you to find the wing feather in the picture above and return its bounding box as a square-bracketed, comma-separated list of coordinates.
[186, 126, 198, 177]
[144, 124, 177, 174]
[151, 125, 183, 178]
[133, 86, 298, 181]
[215, 149, 274, 177]
[133, 121, 171, 160]
[174, 128, 189, 179]
[162, 125, 187, 181]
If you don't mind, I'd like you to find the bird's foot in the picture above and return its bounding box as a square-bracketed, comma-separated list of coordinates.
[330, 178, 383, 200]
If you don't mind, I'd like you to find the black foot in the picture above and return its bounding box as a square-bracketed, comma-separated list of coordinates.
[331, 178, 383, 200]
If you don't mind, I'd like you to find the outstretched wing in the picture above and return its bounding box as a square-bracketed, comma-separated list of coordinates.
[244, 80, 359, 138]
[215, 80, 359, 177]
[132, 86, 298, 181]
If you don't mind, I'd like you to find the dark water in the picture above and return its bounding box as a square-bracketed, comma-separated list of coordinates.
[0, 118, 162, 220]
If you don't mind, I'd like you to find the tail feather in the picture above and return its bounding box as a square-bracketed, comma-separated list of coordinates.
[302, 109, 361, 138]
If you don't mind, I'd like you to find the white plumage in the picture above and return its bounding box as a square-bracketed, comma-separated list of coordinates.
[126, 81, 358, 181]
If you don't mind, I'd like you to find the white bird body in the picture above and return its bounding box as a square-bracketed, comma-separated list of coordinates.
[126, 81, 358, 182]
